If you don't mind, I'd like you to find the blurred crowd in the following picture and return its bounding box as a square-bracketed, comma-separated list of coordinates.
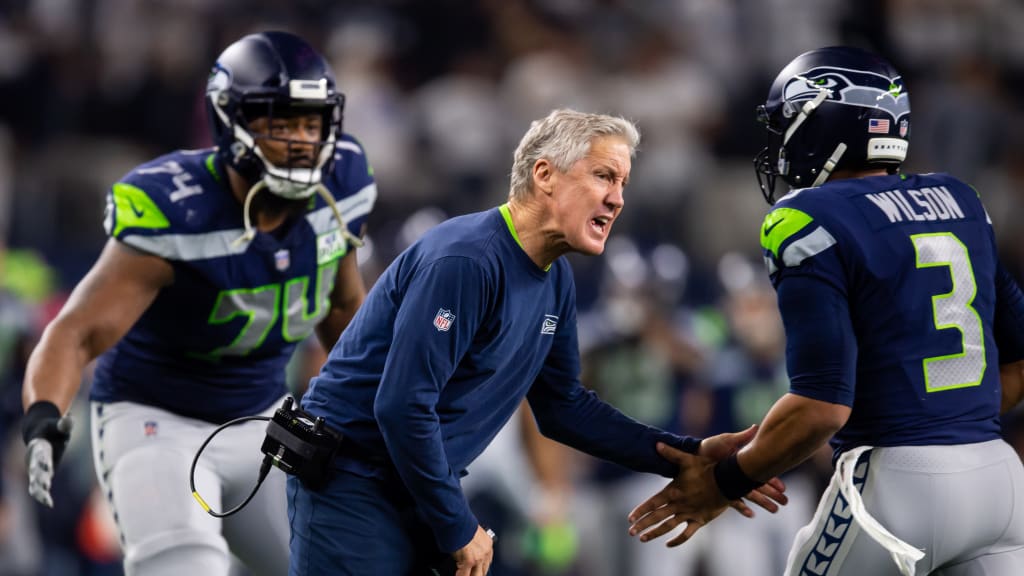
[2, 0, 1024, 575]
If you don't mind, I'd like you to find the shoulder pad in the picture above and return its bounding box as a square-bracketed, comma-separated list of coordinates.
[760, 203, 837, 273]
[106, 181, 172, 237]
[104, 152, 214, 241]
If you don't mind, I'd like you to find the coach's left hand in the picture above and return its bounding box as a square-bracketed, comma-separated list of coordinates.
[628, 443, 727, 546]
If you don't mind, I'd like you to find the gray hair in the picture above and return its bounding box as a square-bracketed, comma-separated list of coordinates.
[509, 108, 640, 200]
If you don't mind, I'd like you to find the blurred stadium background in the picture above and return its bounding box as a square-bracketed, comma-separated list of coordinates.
[2, 0, 1024, 575]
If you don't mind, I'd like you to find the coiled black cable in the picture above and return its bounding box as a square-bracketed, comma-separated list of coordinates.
[189, 415, 272, 517]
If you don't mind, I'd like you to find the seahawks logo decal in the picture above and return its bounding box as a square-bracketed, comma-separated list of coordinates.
[206, 64, 231, 96]
[783, 66, 910, 121]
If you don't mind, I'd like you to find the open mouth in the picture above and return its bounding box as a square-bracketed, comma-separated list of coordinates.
[591, 216, 610, 235]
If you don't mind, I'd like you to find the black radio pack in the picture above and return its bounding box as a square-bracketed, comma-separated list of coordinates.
[260, 396, 343, 491]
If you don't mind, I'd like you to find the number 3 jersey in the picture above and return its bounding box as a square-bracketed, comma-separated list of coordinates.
[761, 172, 1024, 455]
[90, 138, 376, 423]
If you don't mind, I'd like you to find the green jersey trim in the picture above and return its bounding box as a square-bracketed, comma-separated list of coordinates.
[111, 183, 171, 237]
[499, 203, 550, 272]
[761, 207, 814, 257]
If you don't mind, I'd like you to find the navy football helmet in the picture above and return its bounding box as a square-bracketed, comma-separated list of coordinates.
[206, 31, 344, 201]
[754, 46, 910, 204]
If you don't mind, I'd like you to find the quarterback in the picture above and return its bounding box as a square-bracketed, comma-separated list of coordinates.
[630, 47, 1024, 576]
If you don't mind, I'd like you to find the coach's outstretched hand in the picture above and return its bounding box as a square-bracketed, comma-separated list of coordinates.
[697, 425, 788, 517]
[22, 401, 73, 508]
[629, 426, 787, 547]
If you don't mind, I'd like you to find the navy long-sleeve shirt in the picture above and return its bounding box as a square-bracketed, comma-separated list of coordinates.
[303, 205, 699, 553]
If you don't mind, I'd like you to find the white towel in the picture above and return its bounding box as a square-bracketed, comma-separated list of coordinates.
[836, 446, 925, 576]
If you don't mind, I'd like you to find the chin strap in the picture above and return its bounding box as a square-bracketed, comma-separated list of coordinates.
[783, 79, 831, 147]
[315, 184, 364, 249]
[232, 180, 267, 247]
[811, 142, 848, 187]
[232, 180, 364, 249]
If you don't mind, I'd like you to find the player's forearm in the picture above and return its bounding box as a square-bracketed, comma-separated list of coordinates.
[519, 404, 573, 494]
[737, 393, 849, 483]
[1000, 360, 1024, 414]
[316, 285, 365, 349]
[23, 317, 95, 412]
[315, 305, 358, 350]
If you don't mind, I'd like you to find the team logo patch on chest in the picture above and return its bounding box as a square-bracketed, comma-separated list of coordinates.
[433, 308, 455, 332]
[541, 314, 559, 335]
[317, 228, 348, 265]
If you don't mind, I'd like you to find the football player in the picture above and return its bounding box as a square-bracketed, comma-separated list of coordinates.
[20, 31, 376, 576]
[629, 46, 1024, 575]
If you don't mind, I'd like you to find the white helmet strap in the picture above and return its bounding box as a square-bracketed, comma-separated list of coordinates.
[783, 78, 832, 147]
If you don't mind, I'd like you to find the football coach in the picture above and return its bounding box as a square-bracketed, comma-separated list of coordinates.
[287, 108, 786, 576]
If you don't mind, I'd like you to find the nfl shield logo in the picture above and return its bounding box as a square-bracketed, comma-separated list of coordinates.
[899, 119, 909, 138]
[274, 249, 290, 271]
[433, 308, 455, 332]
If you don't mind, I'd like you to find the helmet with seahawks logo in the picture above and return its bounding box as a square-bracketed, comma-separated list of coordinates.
[206, 31, 344, 200]
[754, 46, 910, 204]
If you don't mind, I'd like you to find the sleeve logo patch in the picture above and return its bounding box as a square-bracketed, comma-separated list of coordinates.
[433, 308, 455, 332]
[540, 314, 558, 335]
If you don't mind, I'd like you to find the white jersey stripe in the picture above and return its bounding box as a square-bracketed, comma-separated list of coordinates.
[782, 226, 837, 267]
[123, 183, 377, 261]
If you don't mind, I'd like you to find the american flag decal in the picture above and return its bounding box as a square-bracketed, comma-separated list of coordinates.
[868, 119, 890, 134]
[433, 308, 455, 332]
[144, 421, 158, 437]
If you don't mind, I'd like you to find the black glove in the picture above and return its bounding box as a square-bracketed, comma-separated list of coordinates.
[22, 401, 73, 507]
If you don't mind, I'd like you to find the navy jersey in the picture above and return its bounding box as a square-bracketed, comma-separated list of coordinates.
[304, 205, 697, 553]
[761, 173, 1024, 456]
[91, 137, 376, 423]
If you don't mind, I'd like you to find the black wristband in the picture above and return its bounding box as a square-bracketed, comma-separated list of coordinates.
[22, 401, 63, 444]
[680, 436, 703, 455]
[713, 453, 764, 500]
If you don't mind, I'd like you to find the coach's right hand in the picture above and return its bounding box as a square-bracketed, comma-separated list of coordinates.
[22, 401, 73, 508]
[452, 525, 493, 576]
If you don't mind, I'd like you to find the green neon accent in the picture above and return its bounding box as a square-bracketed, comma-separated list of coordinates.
[900, 173, 908, 180]
[888, 83, 902, 97]
[112, 183, 170, 237]
[316, 229, 348, 264]
[205, 154, 221, 182]
[499, 204, 522, 247]
[968, 184, 981, 198]
[204, 284, 281, 358]
[815, 78, 826, 85]
[760, 207, 813, 257]
[499, 203, 550, 271]
[282, 275, 315, 343]
[367, 163, 374, 176]
[282, 262, 338, 342]
[912, 232, 986, 393]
